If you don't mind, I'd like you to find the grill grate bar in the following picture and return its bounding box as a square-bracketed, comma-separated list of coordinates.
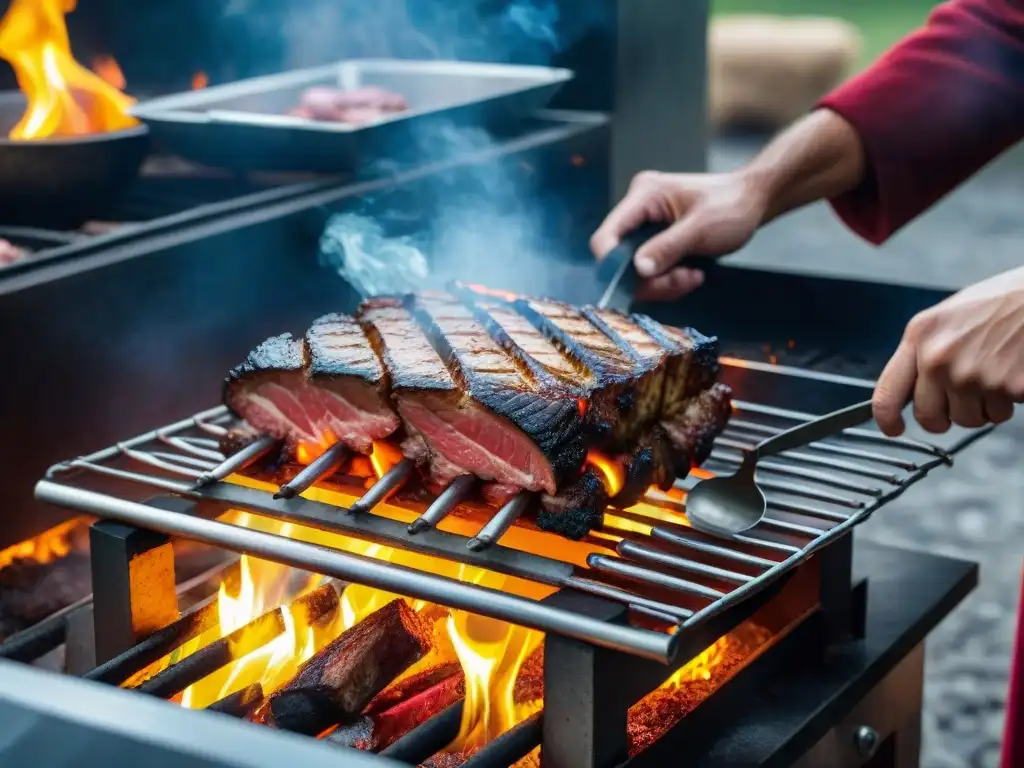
[118, 443, 204, 479]
[723, 421, 920, 470]
[147, 451, 220, 471]
[709, 449, 888, 496]
[713, 437, 904, 482]
[734, 401, 950, 459]
[757, 516, 827, 538]
[194, 435, 277, 487]
[766, 498, 852, 524]
[587, 554, 726, 601]
[468, 493, 533, 551]
[616, 540, 753, 584]
[274, 443, 348, 500]
[408, 475, 478, 534]
[348, 459, 415, 514]
[563, 576, 694, 619]
[649, 527, 779, 569]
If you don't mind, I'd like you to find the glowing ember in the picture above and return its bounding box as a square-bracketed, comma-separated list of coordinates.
[191, 71, 208, 90]
[627, 622, 773, 755]
[0, 0, 137, 139]
[0, 516, 88, 569]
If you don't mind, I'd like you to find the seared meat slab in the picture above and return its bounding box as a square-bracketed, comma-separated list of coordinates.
[225, 288, 732, 539]
[225, 315, 399, 454]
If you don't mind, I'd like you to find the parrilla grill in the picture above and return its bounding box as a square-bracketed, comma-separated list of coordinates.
[34, 358, 981, 666]
[224, 288, 731, 541]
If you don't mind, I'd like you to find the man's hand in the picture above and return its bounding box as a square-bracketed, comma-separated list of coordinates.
[590, 171, 767, 301]
[874, 267, 1024, 436]
[589, 110, 866, 301]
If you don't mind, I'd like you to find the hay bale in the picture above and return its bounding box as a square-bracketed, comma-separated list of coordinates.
[709, 15, 862, 133]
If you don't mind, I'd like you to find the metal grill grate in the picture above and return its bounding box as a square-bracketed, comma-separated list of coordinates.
[34, 363, 988, 664]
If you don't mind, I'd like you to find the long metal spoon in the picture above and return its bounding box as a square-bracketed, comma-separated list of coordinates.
[684, 399, 876, 537]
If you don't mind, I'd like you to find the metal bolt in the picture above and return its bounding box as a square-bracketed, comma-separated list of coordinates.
[854, 725, 880, 758]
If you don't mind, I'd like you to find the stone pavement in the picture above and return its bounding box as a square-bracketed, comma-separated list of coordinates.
[706, 137, 1024, 768]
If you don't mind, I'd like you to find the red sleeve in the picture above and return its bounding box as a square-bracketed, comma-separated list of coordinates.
[818, 0, 1024, 244]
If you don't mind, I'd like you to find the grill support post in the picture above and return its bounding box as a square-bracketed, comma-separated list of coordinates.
[541, 592, 631, 768]
[89, 517, 179, 664]
[818, 531, 859, 647]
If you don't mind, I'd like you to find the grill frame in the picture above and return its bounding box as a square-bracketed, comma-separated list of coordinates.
[34, 359, 992, 665]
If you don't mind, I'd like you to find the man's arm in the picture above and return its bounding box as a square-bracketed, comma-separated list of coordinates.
[820, 0, 1024, 244]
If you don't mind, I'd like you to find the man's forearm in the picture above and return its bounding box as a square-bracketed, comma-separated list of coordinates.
[741, 109, 867, 225]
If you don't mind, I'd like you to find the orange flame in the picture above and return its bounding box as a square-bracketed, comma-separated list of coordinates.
[0, 516, 88, 569]
[369, 440, 403, 479]
[444, 565, 543, 753]
[191, 71, 208, 90]
[0, 0, 138, 139]
[90, 54, 124, 89]
[586, 450, 626, 497]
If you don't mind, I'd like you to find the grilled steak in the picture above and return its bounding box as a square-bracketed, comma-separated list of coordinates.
[225, 287, 733, 539]
[224, 315, 399, 454]
[358, 294, 584, 494]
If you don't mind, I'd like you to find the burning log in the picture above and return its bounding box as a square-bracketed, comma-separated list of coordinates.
[252, 599, 431, 736]
[207, 683, 264, 719]
[325, 672, 465, 752]
[134, 583, 339, 699]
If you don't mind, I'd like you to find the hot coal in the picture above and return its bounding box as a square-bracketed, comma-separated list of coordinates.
[207, 683, 264, 719]
[325, 672, 466, 752]
[225, 288, 732, 540]
[252, 599, 432, 736]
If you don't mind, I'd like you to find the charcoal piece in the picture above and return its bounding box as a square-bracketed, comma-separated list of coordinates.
[254, 599, 432, 736]
[207, 683, 264, 719]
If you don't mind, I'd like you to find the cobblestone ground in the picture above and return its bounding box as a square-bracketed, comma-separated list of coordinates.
[708, 137, 1024, 767]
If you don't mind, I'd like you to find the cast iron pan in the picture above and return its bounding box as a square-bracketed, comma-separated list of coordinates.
[0, 91, 150, 229]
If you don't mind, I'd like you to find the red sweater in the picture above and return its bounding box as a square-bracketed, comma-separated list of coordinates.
[818, 2, 1024, 764]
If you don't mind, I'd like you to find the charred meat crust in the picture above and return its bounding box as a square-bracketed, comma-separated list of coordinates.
[633, 314, 721, 400]
[407, 293, 587, 487]
[223, 333, 303, 416]
[613, 425, 677, 509]
[305, 313, 388, 383]
[538, 468, 608, 540]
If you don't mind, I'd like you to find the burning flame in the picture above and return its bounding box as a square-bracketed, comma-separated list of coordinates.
[191, 71, 208, 90]
[0, 516, 88, 569]
[178, 514, 340, 710]
[586, 450, 626, 497]
[0, 0, 138, 139]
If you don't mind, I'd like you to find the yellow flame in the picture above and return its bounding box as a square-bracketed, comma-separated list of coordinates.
[586, 450, 626, 498]
[443, 565, 543, 753]
[0, 0, 137, 139]
[0, 516, 86, 569]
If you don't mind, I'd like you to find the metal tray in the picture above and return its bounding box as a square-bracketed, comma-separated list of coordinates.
[130, 60, 574, 174]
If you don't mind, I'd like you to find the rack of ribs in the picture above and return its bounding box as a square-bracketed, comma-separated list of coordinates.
[224, 286, 732, 540]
